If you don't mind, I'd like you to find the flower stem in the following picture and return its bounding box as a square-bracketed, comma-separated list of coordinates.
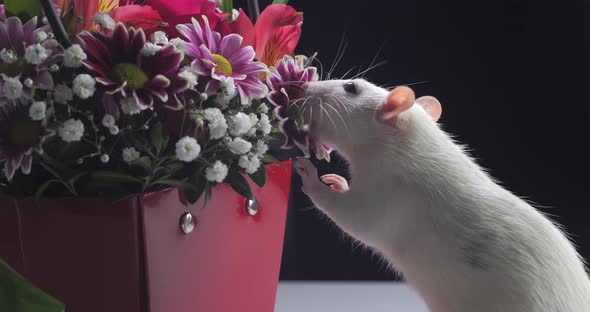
[246, 0, 261, 22]
[39, 0, 72, 48]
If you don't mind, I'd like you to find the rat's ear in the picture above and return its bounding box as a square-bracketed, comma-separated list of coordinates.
[416, 96, 442, 122]
[376, 86, 415, 126]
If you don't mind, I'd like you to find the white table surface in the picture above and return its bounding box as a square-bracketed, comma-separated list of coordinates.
[275, 281, 429, 312]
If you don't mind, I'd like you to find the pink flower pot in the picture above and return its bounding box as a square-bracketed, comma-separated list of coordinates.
[0, 161, 292, 312]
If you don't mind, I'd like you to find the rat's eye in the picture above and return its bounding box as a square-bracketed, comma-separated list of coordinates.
[343, 82, 358, 95]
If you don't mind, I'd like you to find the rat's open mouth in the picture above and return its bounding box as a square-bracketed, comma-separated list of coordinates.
[266, 55, 332, 161]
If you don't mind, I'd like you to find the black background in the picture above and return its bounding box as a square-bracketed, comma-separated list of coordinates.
[246, 0, 590, 280]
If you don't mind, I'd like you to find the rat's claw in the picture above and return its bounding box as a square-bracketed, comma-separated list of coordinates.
[296, 157, 315, 174]
[320, 174, 350, 193]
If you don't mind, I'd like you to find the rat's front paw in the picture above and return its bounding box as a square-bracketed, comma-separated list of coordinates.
[320, 174, 350, 193]
[295, 157, 323, 196]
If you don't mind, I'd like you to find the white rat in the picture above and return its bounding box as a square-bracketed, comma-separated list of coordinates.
[295, 80, 590, 311]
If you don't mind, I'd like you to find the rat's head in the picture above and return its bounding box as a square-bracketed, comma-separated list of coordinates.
[301, 79, 442, 150]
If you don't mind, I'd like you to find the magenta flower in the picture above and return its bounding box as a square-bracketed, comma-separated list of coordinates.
[79, 23, 189, 117]
[0, 103, 54, 180]
[176, 16, 268, 104]
[0, 15, 62, 101]
[266, 55, 330, 159]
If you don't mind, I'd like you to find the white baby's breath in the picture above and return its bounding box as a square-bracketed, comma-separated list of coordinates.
[150, 31, 168, 44]
[2, 76, 22, 100]
[28, 101, 47, 121]
[122, 147, 141, 163]
[179, 69, 198, 89]
[227, 137, 252, 155]
[141, 42, 161, 56]
[35, 31, 48, 43]
[0, 49, 17, 64]
[63, 44, 87, 68]
[59, 119, 84, 142]
[228, 112, 252, 137]
[72, 74, 96, 99]
[258, 113, 271, 135]
[239, 153, 261, 174]
[247, 113, 259, 137]
[23, 78, 33, 88]
[92, 12, 115, 30]
[205, 160, 228, 183]
[219, 76, 236, 99]
[24, 44, 51, 65]
[109, 125, 119, 135]
[255, 140, 268, 157]
[175, 136, 201, 162]
[100, 154, 110, 163]
[120, 97, 143, 115]
[101, 114, 116, 128]
[54, 84, 73, 104]
[170, 38, 185, 50]
[203, 107, 228, 139]
[257, 103, 269, 114]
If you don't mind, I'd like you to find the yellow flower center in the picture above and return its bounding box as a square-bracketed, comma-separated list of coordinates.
[10, 119, 41, 148]
[112, 63, 149, 90]
[213, 54, 233, 76]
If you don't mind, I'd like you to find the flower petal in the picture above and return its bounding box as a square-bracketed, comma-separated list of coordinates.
[219, 34, 243, 60]
[227, 9, 255, 48]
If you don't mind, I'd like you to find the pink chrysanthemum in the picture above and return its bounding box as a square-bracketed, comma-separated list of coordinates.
[79, 23, 189, 117]
[0, 15, 62, 102]
[176, 15, 268, 104]
[0, 103, 53, 180]
[266, 55, 330, 160]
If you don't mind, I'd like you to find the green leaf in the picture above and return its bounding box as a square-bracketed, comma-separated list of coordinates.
[4, 0, 43, 22]
[227, 172, 253, 200]
[91, 171, 143, 184]
[272, 0, 289, 4]
[221, 0, 233, 21]
[0, 258, 65, 312]
[263, 154, 287, 169]
[132, 156, 153, 173]
[149, 122, 163, 156]
[184, 177, 206, 205]
[33, 179, 60, 208]
[249, 166, 267, 187]
[203, 183, 213, 208]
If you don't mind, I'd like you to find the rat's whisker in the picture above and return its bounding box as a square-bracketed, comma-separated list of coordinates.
[361, 42, 387, 79]
[340, 65, 358, 80]
[312, 56, 326, 80]
[319, 98, 339, 134]
[324, 101, 352, 138]
[390, 80, 431, 88]
[350, 60, 388, 80]
[327, 33, 348, 80]
[327, 94, 354, 115]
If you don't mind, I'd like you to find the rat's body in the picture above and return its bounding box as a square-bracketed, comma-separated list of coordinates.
[296, 79, 590, 311]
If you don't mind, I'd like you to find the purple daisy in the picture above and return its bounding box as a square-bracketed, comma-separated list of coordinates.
[266, 55, 330, 159]
[0, 15, 62, 102]
[78, 23, 189, 117]
[176, 16, 268, 104]
[0, 102, 54, 180]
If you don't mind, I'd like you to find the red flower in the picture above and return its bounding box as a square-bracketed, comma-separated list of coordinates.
[229, 4, 303, 67]
[58, 0, 166, 33]
[109, 5, 168, 32]
[143, 0, 229, 37]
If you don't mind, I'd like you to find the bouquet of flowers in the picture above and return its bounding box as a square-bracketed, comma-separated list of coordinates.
[0, 0, 322, 204]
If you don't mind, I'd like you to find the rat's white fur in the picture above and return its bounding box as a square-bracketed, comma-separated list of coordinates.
[298, 79, 590, 311]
